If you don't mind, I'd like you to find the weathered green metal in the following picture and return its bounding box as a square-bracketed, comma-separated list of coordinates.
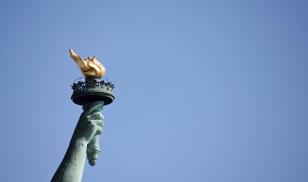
[51, 101, 104, 182]
[71, 77, 115, 106]
[52, 76, 115, 182]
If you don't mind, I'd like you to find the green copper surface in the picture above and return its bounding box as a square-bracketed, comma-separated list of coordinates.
[52, 101, 104, 182]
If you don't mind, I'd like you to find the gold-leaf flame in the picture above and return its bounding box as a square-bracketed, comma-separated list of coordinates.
[69, 49, 106, 78]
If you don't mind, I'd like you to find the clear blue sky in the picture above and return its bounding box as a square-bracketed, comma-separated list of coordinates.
[0, 0, 307, 181]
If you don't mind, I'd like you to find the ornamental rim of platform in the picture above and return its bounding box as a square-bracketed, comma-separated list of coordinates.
[71, 77, 115, 106]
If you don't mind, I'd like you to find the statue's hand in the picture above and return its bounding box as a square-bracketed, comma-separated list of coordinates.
[74, 101, 104, 143]
[72, 101, 104, 165]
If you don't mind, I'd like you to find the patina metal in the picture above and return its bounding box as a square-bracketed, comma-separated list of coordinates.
[52, 50, 115, 182]
[71, 77, 115, 106]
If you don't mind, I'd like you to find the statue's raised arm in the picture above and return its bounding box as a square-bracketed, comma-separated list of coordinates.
[52, 49, 115, 182]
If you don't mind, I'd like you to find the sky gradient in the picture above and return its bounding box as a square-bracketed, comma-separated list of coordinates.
[0, 0, 307, 181]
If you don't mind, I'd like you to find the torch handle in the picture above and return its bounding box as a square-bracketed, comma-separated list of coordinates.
[87, 135, 101, 166]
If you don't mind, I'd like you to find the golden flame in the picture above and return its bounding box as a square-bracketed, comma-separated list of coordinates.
[69, 49, 106, 78]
